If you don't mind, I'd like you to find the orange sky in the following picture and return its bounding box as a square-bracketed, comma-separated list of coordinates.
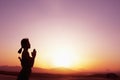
[0, 0, 120, 72]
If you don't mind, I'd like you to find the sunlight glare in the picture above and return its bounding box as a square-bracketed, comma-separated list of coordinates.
[51, 48, 77, 68]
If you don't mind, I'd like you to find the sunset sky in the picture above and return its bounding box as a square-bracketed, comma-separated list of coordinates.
[0, 0, 120, 72]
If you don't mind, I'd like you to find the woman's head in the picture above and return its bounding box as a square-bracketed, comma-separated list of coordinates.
[18, 38, 31, 54]
[21, 38, 31, 49]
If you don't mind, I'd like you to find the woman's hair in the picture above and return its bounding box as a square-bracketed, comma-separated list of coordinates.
[18, 38, 30, 54]
[21, 38, 29, 48]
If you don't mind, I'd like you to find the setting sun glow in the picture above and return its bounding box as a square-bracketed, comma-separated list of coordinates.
[50, 48, 77, 68]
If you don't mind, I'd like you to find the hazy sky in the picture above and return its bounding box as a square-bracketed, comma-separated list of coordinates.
[0, 0, 120, 72]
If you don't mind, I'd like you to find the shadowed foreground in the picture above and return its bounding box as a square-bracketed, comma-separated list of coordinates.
[0, 74, 113, 80]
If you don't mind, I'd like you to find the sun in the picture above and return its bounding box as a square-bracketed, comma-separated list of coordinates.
[51, 48, 77, 68]
[52, 53, 72, 67]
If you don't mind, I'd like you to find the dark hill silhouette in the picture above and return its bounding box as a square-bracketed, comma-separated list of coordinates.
[0, 66, 77, 74]
[49, 67, 77, 74]
[0, 66, 21, 72]
[106, 73, 119, 80]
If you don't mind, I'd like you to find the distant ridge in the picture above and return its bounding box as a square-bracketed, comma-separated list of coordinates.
[0, 66, 77, 74]
[0, 66, 120, 76]
[0, 66, 21, 72]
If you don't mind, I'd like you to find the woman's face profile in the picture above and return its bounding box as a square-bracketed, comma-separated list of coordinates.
[27, 40, 31, 49]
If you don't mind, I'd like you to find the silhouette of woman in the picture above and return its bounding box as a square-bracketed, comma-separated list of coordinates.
[17, 38, 36, 80]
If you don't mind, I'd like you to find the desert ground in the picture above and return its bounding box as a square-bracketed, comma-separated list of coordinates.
[0, 74, 113, 80]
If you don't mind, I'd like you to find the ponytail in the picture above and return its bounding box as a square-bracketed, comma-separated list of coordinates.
[18, 48, 22, 54]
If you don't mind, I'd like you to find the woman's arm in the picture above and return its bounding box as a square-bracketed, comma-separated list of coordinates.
[30, 49, 36, 67]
